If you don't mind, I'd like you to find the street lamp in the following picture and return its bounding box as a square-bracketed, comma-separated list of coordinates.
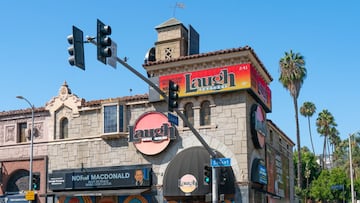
[16, 96, 35, 196]
[349, 133, 355, 203]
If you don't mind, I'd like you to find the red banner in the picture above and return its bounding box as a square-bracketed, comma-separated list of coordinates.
[159, 63, 271, 111]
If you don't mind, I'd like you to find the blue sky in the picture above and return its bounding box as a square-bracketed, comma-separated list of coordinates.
[1, 1, 359, 155]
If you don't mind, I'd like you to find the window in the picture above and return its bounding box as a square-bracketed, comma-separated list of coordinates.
[60, 118, 68, 139]
[17, 123, 27, 143]
[165, 47, 173, 60]
[183, 103, 194, 127]
[200, 101, 211, 126]
[119, 105, 124, 132]
[103, 104, 125, 133]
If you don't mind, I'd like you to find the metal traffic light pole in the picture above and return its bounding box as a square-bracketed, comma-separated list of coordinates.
[84, 26, 219, 201]
[116, 55, 219, 203]
[86, 37, 216, 159]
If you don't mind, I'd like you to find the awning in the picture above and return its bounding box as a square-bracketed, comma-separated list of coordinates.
[44, 188, 150, 197]
[163, 146, 235, 197]
[1, 194, 27, 203]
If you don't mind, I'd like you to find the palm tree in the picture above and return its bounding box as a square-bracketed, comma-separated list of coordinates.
[316, 109, 337, 169]
[300, 101, 316, 154]
[279, 50, 307, 188]
[328, 127, 340, 154]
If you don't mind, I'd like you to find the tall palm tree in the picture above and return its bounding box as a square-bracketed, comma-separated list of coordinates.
[300, 101, 316, 154]
[279, 50, 307, 188]
[316, 109, 337, 169]
[328, 127, 340, 153]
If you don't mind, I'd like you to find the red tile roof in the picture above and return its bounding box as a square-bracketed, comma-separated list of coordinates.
[81, 94, 149, 108]
[0, 94, 149, 116]
[143, 46, 273, 81]
[0, 107, 47, 117]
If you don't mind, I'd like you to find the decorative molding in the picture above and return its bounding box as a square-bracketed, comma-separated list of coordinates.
[5, 125, 15, 142]
[45, 81, 82, 117]
[100, 132, 128, 140]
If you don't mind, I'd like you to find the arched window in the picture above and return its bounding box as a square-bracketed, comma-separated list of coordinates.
[200, 101, 211, 126]
[60, 117, 68, 139]
[183, 103, 194, 127]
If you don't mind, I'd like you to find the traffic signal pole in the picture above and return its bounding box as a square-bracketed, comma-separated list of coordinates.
[117, 56, 219, 203]
[116, 55, 220, 203]
[86, 33, 218, 202]
[115, 56, 216, 157]
[212, 166, 218, 203]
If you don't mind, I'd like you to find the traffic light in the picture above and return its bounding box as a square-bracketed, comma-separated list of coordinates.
[219, 167, 228, 185]
[67, 26, 85, 70]
[32, 173, 40, 190]
[203, 165, 212, 185]
[97, 19, 112, 64]
[168, 80, 179, 112]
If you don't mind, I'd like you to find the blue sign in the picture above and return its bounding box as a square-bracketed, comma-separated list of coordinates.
[331, 184, 344, 190]
[168, 113, 179, 126]
[211, 158, 231, 167]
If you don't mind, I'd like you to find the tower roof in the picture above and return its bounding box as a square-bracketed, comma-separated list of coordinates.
[155, 18, 183, 30]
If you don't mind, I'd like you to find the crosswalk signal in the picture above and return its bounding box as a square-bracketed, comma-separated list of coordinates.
[219, 167, 228, 185]
[97, 19, 112, 64]
[168, 80, 179, 112]
[203, 165, 212, 185]
[67, 26, 85, 70]
[32, 173, 40, 190]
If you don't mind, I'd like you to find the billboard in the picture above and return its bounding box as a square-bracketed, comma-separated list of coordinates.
[49, 166, 152, 190]
[157, 63, 271, 111]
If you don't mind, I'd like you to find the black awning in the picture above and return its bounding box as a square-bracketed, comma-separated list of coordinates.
[43, 188, 150, 197]
[163, 146, 210, 196]
[163, 146, 235, 197]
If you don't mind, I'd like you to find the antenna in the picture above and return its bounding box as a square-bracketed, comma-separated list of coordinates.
[173, 2, 185, 17]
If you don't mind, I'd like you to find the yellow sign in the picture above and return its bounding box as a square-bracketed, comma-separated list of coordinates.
[25, 190, 35, 201]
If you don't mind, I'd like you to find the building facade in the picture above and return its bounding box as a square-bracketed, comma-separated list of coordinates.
[0, 18, 294, 203]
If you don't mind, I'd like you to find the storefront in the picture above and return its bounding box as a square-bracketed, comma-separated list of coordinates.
[47, 165, 152, 203]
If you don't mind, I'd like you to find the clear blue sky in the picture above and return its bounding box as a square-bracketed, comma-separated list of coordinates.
[1, 1, 359, 155]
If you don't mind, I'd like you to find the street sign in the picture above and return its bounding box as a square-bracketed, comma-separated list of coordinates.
[168, 112, 179, 126]
[25, 190, 35, 201]
[107, 41, 117, 68]
[211, 158, 231, 167]
[331, 184, 344, 190]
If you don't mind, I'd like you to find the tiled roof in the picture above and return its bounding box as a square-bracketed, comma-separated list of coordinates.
[0, 107, 47, 117]
[81, 94, 149, 108]
[0, 94, 149, 116]
[143, 46, 273, 81]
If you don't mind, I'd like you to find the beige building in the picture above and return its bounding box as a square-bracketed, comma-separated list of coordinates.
[0, 18, 295, 203]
